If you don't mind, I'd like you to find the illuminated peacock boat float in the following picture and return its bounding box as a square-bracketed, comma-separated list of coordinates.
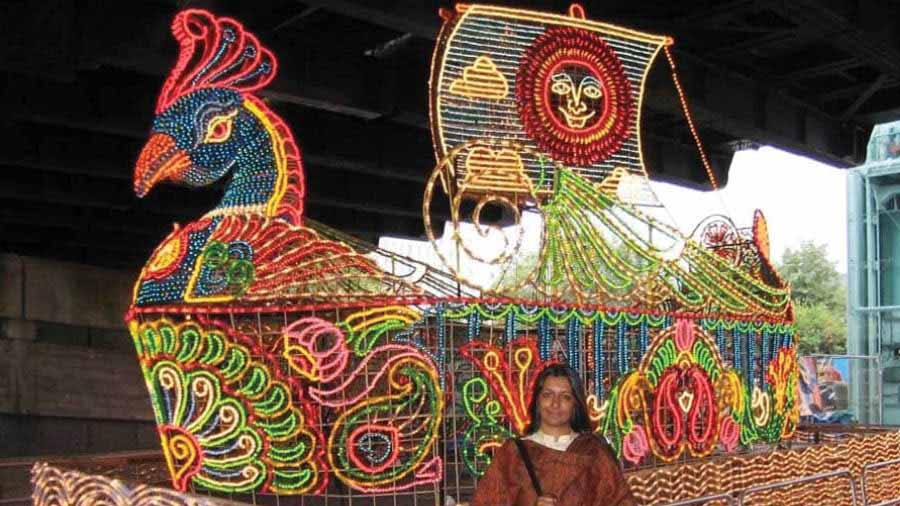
[33, 4, 900, 506]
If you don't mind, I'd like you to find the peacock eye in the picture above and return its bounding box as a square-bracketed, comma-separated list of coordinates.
[202, 110, 238, 144]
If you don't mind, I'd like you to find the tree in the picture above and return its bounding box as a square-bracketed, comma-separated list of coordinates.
[794, 303, 847, 355]
[778, 242, 846, 311]
[777, 241, 848, 354]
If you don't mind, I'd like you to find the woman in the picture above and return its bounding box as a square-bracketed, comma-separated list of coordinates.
[471, 364, 637, 506]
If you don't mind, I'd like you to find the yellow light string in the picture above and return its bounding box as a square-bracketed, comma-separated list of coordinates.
[662, 46, 719, 190]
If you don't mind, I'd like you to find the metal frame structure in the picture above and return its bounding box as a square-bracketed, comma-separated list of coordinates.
[736, 470, 858, 506]
[847, 119, 900, 426]
[658, 494, 737, 506]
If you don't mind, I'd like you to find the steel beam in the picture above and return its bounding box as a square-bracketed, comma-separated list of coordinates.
[842, 74, 890, 121]
[763, 0, 900, 80]
[647, 50, 863, 167]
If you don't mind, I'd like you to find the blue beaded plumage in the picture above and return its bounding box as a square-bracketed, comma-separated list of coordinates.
[135, 218, 219, 305]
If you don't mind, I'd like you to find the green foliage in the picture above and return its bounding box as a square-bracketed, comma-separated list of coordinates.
[779, 242, 846, 311]
[777, 241, 848, 354]
[794, 303, 847, 355]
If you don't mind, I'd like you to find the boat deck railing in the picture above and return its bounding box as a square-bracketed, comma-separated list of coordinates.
[862, 457, 900, 506]
[7, 447, 900, 506]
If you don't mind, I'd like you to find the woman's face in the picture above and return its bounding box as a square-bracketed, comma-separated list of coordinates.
[538, 375, 576, 431]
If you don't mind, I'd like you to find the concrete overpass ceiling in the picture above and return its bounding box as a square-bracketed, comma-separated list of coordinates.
[1, 0, 898, 268]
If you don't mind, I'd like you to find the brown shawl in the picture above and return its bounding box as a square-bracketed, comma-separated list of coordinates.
[470, 433, 637, 506]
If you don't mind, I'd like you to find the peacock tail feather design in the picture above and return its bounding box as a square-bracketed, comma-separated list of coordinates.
[130, 318, 325, 494]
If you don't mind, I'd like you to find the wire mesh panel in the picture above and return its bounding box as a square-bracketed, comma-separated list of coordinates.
[127, 303, 802, 504]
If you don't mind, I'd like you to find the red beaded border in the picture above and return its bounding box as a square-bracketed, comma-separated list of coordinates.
[516, 26, 634, 166]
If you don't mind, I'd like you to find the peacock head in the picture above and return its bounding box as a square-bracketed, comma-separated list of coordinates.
[133, 9, 281, 200]
[135, 88, 259, 197]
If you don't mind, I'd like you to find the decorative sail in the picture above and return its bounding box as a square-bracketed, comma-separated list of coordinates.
[424, 4, 790, 318]
[430, 4, 670, 198]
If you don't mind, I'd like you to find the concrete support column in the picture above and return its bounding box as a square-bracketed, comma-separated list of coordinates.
[0, 253, 156, 458]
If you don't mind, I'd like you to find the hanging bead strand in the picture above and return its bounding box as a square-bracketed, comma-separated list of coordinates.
[504, 310, 516, 344]
[617, 320, 629, 375]
[566, 318, 582, 375]
[538, 314, 552, 361]
[467, 310, 481, 342]
[639, 319, 649, 357]
[716, 324, 726, 360]
[747, 329, 756, 388]
[732, 328, 741, 371]
[594, 318, 606, 399]
[436, 303, 447, 390]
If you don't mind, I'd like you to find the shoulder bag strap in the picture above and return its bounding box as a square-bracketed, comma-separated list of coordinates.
[513, 438, 543, 497]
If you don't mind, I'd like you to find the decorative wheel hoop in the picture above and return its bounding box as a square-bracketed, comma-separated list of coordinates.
[691, 214, 745, 266]
[423, 139, 556, 292]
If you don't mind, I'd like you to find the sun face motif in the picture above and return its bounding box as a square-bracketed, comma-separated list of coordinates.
[517, 27, 634, 166]
[546, 62, 606, 130]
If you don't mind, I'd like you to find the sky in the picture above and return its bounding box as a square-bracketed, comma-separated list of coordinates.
[379, 145, 850, 281]
[650, 146, 848, 273]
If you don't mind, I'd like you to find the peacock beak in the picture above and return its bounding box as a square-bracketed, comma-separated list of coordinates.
[134, 133, 191, 198]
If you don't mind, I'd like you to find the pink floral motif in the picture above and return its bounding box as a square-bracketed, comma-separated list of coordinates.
[282, 317, 349, 383]
[674, 319, 695, 352]
[622, 424, 650, 465]
[719, 416, 739, 452]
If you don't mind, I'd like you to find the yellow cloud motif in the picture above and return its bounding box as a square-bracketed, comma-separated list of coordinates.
[462, 146, 534, 195]
[449, 55, 509, 100]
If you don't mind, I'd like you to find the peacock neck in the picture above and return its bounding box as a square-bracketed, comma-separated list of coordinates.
[210, 97, 293, 218]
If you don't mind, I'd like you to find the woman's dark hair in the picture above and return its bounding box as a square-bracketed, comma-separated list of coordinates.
[526, 363, 592, 434]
